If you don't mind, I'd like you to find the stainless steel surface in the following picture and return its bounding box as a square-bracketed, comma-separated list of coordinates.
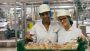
[0, 48, 16, 51]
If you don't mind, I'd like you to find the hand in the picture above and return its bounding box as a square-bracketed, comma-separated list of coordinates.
[25, 34, 33, 40]
[79, 34, 86, 40]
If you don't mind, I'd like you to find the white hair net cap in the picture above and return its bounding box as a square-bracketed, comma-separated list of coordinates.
[57, 9, 71, 17]
[39, 4, 50, 13]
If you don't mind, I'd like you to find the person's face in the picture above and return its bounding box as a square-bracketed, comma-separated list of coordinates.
[39, 11, 50, 23]
[58, 16, 70, 29]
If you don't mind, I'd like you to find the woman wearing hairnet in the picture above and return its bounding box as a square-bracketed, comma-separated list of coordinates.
[57, 9, 88, 51]
[25, 4, 60, 43]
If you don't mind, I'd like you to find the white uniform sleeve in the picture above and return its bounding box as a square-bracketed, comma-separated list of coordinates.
[57, 28, 65, 44]
[77, 28, 89, 47]
[74, 28, 82, 37]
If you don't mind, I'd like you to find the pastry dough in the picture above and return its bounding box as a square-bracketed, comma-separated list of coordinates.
[25, 42, 78, 49]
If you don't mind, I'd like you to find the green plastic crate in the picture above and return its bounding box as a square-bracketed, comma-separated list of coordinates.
[17, 40, 87, 51]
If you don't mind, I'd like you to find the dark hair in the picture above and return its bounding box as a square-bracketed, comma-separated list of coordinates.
[39, 11, 50, 16]
[66, 16, 73, 26]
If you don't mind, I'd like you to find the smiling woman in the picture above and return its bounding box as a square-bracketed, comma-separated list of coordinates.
[57, 9, 89, 51]
[57, 9, 72, 31]
[58, 16, 71, 31]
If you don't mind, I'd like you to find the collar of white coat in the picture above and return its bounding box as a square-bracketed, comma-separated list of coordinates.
[35, 19, 59, 32]
[67, 24, 77, 31]
[64, 26, 73, 31]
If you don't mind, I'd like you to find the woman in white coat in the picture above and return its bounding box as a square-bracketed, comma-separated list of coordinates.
[57, 9, 88, 44]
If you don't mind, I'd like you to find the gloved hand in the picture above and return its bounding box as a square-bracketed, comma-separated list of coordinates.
[77, 37, 88, 51]
[25, 34, 34, 42]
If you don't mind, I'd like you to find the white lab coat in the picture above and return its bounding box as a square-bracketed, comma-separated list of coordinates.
[30, 20, 60, 43]
[58, 25, 82, 44]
